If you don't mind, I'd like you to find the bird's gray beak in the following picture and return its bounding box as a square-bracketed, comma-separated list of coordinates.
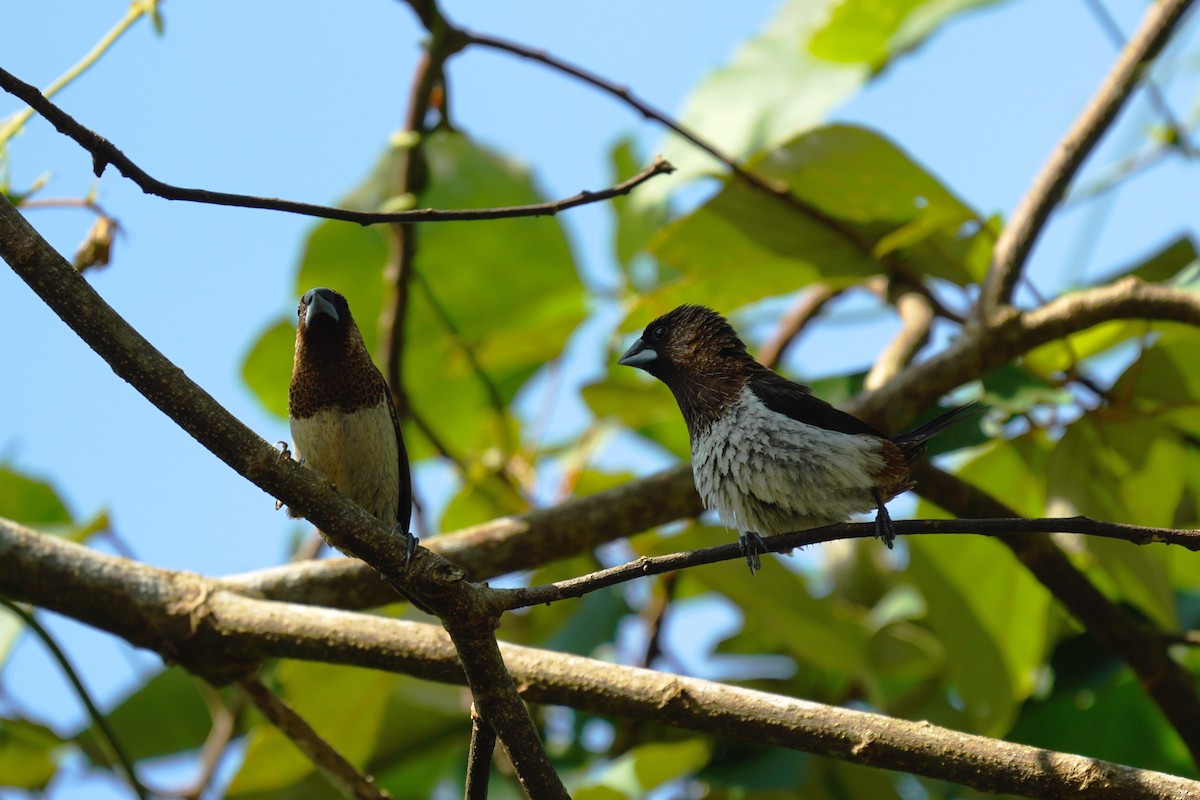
[306, 291, 340, 323]
[618, 338, 658, 370]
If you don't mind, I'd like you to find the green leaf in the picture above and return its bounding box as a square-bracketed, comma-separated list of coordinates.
[912, 436, 1054, 735]
[645, 125, 984, 321]
[1011, 660, 1195, 777]
[1108, 235, 1199, 285]
[809, 0, 1002, 68]
[980, 364, 1072, 415]
[609, 137, 667, 273]
[242, 130, 586, 467]
[1046, 415, 1182, 628]
[0, 718, 61, 790]
[242, 319, 299, 420]
[643, 526, 871, 677]
[75, 667, 211, 765]
[0, 466, 72, 527]
[404, 131, 585, 460]
[647, 0, 869, 194]
[229, 662, 396, 795]
[581, 369, 690, 458]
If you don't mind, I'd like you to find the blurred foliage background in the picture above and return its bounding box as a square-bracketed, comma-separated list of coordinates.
[3, 0, 1200, 798]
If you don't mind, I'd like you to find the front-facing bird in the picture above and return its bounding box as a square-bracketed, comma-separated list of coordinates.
[619, 304, 978, 572]
[288, 287, 418, 565]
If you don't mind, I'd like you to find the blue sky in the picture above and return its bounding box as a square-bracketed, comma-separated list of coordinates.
[2, 2, 1198, 797]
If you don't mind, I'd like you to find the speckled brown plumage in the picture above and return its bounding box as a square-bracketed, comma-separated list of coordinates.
[619, 304, 980, 572]
[287, 287, 413, 542]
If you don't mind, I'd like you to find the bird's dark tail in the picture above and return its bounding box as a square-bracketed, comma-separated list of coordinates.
[892, 401, 984, 460]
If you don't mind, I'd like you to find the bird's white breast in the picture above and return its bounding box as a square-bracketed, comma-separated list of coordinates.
[290, 402, 400, 525]
[691, 387, 884, 535]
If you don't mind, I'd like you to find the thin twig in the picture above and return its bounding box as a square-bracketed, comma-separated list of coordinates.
[464, 704, 496, 800]
[757, 285, 841, 369]
[978, 0, 1197, 313]
[495, 516, 1200, 611]
[239, 675, 391, 800]
[1083, 0, 1195, 156]
[0, 598, 148, 800]
[174, 684, 242, 800]
[0, 64, 673, 224]
[0, 0, 156, 143]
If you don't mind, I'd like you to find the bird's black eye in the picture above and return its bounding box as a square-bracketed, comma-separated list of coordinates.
[651, 325, 668, 341]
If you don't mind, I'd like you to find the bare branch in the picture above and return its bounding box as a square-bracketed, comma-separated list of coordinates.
[2, 517, 1197, 800]
[978, 0, 1197, 314]
[0, 65, 672, 225]
[239, 675, 391, 800]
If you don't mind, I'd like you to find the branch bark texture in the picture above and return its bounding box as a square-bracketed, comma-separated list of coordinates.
[2, 516, 1196, 800]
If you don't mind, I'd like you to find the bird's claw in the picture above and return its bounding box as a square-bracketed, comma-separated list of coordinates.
[394, 524, 420, 569]
[738, 531, 766, 575]
[275, 441, 292, 462]
[874, 502, 896, 550]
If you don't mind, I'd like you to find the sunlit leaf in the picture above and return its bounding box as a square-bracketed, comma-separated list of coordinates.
[1047, 415, 1182, 628]
[810, 0, 1002, 68]
[642, 526, 872, 677]
[644, 125, 984, 322]
[0, 718, 61, 790]
[912, 436, 1054, 735]
[0, 466, 72, 527]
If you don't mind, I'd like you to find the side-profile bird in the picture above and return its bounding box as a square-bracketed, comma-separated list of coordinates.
[618, 304, 978, 573]
[288, 287, 418, 567]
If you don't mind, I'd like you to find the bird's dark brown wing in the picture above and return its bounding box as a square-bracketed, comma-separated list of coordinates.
[382, 376, 414, 535]
[749, 370, 887, 438]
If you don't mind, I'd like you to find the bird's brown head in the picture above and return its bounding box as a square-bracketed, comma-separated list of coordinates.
[291, 288, 382, 417]
[618, 305, 757, 432]
[296, 287, 357, 348]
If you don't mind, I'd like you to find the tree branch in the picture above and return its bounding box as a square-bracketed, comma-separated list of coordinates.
[465, 705, 496, 800]
[2, 517, 1197, 800]
[494, 515, 1200, 611]
[851, 276, 1200, 433]
[0, 65, 672, 225]
[225, 466, 702, 611]
[239, 675, 391, 800]
[864, 283, 934, 391]
[0, 195, 568, 799]
[977, 0, 1197, 314]
[757, 285, 840, 369]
